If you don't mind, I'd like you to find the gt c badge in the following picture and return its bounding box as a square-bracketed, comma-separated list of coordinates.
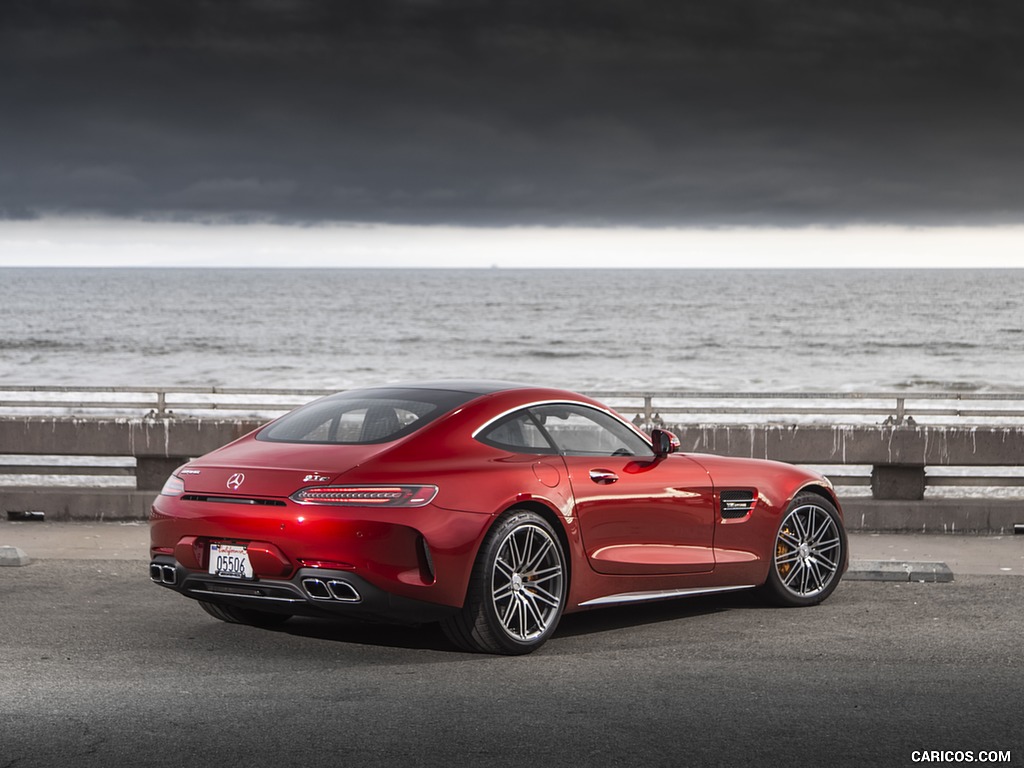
[226, 473, 245, 491]
[303, 473, 331, 483]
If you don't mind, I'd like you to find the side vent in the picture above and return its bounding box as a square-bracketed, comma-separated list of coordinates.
[720, 490, 756, 519]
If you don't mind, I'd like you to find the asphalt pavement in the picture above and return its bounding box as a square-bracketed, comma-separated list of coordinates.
[2, 521, 1022, 767]
[1, 556, 1021, 767]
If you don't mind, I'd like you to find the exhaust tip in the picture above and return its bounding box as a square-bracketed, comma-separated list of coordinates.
[302, 577, 332, 599]
[327, 580, 361, 603]
[302, 577, 361, 602]
[150, 562, 178, 585]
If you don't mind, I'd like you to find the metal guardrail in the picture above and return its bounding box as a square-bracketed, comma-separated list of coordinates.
[588, 390, 1024, 426]
[2, 386, 1024, 424]
[0, 385, 330, 416]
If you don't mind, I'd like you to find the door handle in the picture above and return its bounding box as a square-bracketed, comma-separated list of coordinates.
[589, 469, 618, 484]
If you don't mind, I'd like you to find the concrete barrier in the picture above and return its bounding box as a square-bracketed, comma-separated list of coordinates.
[1, 416, 1023, 531]
[666, 422, 1024, 499]
[0, 416, 263, 490]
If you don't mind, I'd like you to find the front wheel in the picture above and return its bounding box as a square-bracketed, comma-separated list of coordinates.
[762, 493, 846, 607]
[441, 510, 567, 655]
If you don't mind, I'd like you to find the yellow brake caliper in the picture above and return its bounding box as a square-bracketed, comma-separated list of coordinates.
[777, 526, 792, 577]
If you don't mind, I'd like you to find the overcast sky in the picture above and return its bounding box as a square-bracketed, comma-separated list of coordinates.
[2, 0, 1024, 266]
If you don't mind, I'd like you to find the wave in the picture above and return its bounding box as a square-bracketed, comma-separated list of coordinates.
[0, 338, 77, 351]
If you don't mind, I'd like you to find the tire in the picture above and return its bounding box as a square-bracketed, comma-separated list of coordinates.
[198, 600, 292, 628]
[441, 509, 567, 655]
[762, 493, 846, 607]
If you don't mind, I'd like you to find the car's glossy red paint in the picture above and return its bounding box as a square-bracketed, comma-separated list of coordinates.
[150, 382, 847, 653]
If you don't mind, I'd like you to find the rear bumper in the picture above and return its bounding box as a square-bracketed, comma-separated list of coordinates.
[150, 494, 494, 612]
[149, 556, 459, 623]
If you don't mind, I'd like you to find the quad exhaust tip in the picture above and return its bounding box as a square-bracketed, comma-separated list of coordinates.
[302, 577, 361, 603]
[149, 563, 177, 585]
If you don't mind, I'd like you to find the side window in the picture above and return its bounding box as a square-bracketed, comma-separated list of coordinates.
[530, 404, 654, 457]
[477, 409, 558, 454]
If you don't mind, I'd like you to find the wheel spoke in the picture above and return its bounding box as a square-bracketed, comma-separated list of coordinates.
[806, 559, 825, 592]
[521, 528, 535, 570]
[527, 584, 561, 608]
[792, 511, 809, 540]
[493, 585, 514, 602]
[776, 551, 801, 566]
[494, 557, 515, 580]
[501, 595, 517, 626]
[783, 559, 804, 586]
[779, 531, 801, 548]
[528, 565, 562, 585]
[517, 596, 529, 638]
[506, 534, 524, 571]
[811, 513, 832, 543]
[523, 538, 553, 574]
[522, 592, 548, 632]
[810, 552, 838, 571]
[813, 536, 841, 551]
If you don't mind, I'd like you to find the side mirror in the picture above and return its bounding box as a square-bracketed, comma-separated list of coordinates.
[651, 428, 680, 457]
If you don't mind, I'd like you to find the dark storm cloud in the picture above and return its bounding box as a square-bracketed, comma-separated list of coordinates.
[2, 0, 1024, 225]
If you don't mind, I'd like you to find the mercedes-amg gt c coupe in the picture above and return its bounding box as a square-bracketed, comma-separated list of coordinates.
[150, 381, 847, 654]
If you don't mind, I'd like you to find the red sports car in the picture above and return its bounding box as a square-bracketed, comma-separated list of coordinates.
[150, 382, 847, 654]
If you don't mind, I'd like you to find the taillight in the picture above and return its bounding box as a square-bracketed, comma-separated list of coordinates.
[290, 485, 438, 508]
[159, 474, 185, 497]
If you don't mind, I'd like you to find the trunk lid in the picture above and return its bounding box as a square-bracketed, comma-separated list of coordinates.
[179, 437, 393, 498]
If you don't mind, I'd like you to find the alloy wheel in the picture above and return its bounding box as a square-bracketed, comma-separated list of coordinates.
[490, 523, 565, 642]
[773, 503, 842, 598]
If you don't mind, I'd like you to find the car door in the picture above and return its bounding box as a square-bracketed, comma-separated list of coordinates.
[531, 403, 716, 576]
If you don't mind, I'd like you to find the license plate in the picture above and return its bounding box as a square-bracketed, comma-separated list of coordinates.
[209, 543, 254, 580]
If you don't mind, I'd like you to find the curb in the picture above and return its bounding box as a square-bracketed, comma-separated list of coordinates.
[846, 559, 954, 583]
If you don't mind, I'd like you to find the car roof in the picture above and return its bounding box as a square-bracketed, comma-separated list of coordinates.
[360, 380, 535, 395]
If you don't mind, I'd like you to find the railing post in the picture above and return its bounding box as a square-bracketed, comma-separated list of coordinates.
[644, 396, 653, 429]
[156, 390, 167, 416]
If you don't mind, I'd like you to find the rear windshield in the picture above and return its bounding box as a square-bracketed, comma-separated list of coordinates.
[257, 388, 475, 445]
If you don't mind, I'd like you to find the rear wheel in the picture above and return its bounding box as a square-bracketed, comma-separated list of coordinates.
[441, 510, 567, 655]
[763, 493, 846, 607]
[198, 600, 292, 628]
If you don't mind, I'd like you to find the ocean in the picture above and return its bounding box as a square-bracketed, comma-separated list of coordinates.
[1, 268, 1022, 393]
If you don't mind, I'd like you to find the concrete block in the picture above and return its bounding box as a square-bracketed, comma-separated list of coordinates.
[842, 498, 1024, 533]
[0, 545, 32, 566]
[2, 489, 153, 521]
[136, 457, 188, 491]
[871, 465, 926, 500]
[845, 559, 953, 583]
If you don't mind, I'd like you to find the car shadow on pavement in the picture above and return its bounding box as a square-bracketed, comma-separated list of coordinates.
[554, 589, 763, 639]
[269, 589, 768, 653]
[276, 615, 457, 652]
